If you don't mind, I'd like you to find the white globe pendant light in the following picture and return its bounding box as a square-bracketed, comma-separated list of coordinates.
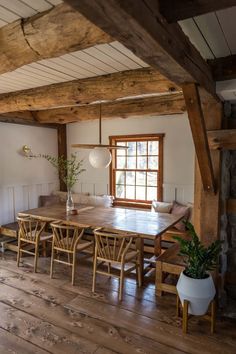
[72, 103, 128, 168]
[89, 147, 111, 168]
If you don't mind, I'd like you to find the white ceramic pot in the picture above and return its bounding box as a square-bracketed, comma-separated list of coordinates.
[176, 271, 216, 315]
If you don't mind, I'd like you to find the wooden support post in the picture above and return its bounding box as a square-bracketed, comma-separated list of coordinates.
[193, 98, 223, 244]
[182, 83, 215, 193]
[57, 125, 67, 192]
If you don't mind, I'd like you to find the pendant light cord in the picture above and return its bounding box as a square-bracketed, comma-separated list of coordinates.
[99, 103, 102, 145]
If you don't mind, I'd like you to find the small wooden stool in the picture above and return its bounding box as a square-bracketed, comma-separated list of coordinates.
[176, 296, 216, 334]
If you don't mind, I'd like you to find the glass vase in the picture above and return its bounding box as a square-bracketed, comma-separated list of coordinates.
[66, 189, 74, 214]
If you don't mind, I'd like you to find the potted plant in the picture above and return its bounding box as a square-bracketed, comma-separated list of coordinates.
[174, 221, 221, 315]
[40, 153, 85, 213]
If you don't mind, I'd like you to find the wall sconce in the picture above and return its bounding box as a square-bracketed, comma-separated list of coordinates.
[22, 145, 34, 158]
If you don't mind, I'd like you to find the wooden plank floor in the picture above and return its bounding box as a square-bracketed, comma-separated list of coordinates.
[0, 252, 235, 354]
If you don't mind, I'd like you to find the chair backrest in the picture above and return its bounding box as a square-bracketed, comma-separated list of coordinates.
[93, 229, 137, 262]
[17, 216, 46, 243]
[50, 221, 84, 251]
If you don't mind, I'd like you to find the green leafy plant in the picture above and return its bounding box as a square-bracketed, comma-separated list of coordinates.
[40, 153, 85, 190]
[173, 221, 222, 279]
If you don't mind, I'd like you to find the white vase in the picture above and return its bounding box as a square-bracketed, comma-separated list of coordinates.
[66, 189, 74, 214]
[176, 271, 216, 315]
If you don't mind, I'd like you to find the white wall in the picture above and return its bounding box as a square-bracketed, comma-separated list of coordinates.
[67, 113, 195, 203]
[0, 123, 59, 224]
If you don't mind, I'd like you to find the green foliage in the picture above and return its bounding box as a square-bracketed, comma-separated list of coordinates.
[173, 221, 222, 279]
[39, 153, 85, 190]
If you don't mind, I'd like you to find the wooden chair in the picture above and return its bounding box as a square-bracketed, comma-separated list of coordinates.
[50, 221, 93, 285]
[17, 216, 52, 272]
[92, 229, 142, 301]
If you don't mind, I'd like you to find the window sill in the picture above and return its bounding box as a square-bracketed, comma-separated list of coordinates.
[113, 200, 152, 210]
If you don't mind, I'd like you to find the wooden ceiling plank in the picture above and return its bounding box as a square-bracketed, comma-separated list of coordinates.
[208, 129, 236, 150]
[63, 0, 215, 97]
[0, 2, 111, 75]
[0, 68, 181, 113]
[34, 93, 185, 124]
[182, 83, 215, 192]
[159, 0, 236, 23]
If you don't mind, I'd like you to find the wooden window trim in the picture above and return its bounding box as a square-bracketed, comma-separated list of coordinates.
[109, 134, 164, 208]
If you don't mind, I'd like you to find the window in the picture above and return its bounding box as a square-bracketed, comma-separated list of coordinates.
[109, 134, 164, 207]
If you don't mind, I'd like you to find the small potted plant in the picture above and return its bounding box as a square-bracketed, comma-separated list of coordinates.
[174, 221, 221, 315]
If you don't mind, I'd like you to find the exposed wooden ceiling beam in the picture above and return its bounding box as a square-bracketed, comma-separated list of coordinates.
[208, 54, 236, 81]
[0, 111, 57, 129]
[0, 68, 180, 113]
[0, 3, 111, 75]
[34, 93, 185, 124]
[159, 0, 236, 23]
[183, 83, 215, 192]
[208, 129, 236, 150]
[64, 0, 215, 98]
[227, 198, 236, 213]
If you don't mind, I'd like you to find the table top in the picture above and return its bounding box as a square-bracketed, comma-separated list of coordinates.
[18, 204, 183, 240]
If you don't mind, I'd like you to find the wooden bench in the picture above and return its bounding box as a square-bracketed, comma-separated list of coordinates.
[144, 227, 188, 254]
[0, 222, 19, 252]
[155, 243, 185, 296]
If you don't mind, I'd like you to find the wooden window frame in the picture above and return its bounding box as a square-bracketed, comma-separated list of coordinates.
[109, 134, 164, 208]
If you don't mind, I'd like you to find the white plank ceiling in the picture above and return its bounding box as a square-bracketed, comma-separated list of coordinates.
[0, 41, 149, 94]
[179, 6, 236, 59]
[0, 0, 62, 26]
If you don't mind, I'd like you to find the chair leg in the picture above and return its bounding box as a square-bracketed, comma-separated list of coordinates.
[72, 252, 76, 286]
[34, 243, 39, 273]
[50, 248, 54, 279]
[119, 263, 125, 301]
[17, 240, 21, 267]
[92, 257, 97, 293]
[107, 262, 111, 275]
[155, 260, 163, 296]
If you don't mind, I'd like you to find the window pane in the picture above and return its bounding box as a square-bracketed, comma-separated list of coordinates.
[147, 187, 157, 201]
[148, 156, 158, 169]
[148, 141, 159, 155]
[117, 156, 126, 168]
[116, 142, 127, 156]
[137, 141, 147, 156]
[126, 185, 135, 199]
[116, 184, 125, 198]
[126, 171, 135, 185]
[147, 172, 157, 186]
[136, 186, 146, 200]
[136, 171, 146, 185]
[127, 156, 136, 169]
[116, 171, 125, 185]
[137, 156, 147, 169]
[127, 142, 136, 155]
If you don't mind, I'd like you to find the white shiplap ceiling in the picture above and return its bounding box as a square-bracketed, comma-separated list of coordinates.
[0, 41, 149, 94]
[179, 6, 236, 60]
[0, 0, 62, 26]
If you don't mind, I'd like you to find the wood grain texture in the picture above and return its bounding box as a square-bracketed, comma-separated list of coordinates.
[0, 68, 180, 113]
[209, 54, 236, 81]
[183, 83, 215, 192]
[0, 3, 111, 75]
[0, 255, 236, 354]
[227, 198, 236, 213]
[159, 0, 236, 23]
[208, 129, 236, 150]
[64, 0, 215, 96]
[18, 204, 183, 239]
[193, 97, 223, 245]
[34, 93, 185, 123]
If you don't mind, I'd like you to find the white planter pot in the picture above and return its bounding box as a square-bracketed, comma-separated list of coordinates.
[176, 271, 216, 315]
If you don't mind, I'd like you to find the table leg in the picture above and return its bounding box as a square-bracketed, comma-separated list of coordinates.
[154, 235, 162, 257]
[136, 238, 144, 285]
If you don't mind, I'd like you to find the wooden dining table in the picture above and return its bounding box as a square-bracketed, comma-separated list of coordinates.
[18, 204, 184, 283]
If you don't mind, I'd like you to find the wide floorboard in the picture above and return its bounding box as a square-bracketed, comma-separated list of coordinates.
[0, 252, 235, 354]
